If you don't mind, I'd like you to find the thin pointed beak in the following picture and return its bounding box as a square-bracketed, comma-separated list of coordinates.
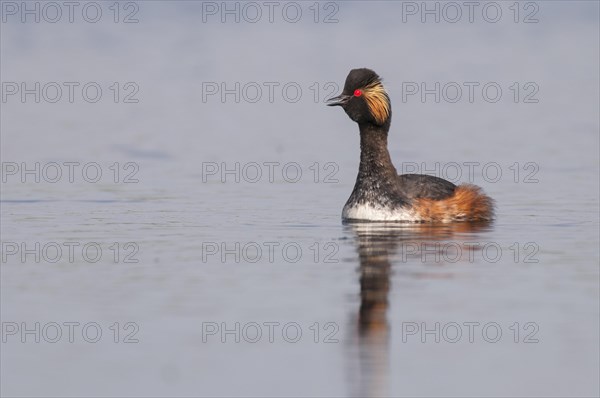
[326, 93, 350, 107]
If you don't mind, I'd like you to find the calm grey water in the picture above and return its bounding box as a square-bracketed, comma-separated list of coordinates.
[1, 1, 599, 397]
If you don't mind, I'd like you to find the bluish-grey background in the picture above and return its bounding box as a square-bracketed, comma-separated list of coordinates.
[1, 1, 599, 397]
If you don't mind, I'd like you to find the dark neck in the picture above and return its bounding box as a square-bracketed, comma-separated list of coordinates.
[358, 123, 397, 178]
[346, 121, 405, 206]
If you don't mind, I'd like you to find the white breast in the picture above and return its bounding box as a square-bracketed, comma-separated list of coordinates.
[342, 202, 420, 222]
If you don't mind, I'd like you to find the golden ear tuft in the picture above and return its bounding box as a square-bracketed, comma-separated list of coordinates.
[363, 82, 390, 125]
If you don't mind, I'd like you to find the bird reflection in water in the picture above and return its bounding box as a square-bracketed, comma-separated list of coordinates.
[344, 221, 492, 397]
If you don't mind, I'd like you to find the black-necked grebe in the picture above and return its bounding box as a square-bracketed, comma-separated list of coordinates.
[327, 68, 494, 222]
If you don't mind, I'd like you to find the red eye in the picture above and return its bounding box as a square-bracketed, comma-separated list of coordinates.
[354, 89, 362, 97]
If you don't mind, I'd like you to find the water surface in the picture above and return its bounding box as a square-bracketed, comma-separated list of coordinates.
[1, 2, 599, 397]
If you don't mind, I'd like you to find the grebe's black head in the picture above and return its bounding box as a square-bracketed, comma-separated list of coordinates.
[327, 68, 391, 127]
